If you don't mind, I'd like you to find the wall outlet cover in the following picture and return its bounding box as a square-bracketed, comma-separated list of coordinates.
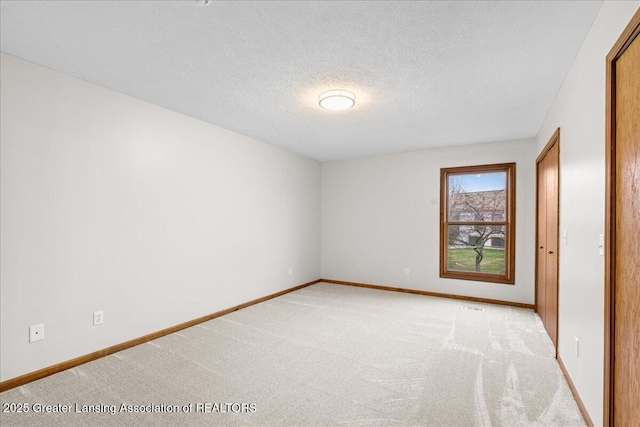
[93, 311, 104, 326]
[29, 323, 44, 343]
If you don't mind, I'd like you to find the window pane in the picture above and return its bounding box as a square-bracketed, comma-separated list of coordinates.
[448, 172, 506, 221]
[447, 225, 506, 274]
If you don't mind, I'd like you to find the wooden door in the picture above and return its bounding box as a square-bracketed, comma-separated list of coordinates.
[605, 9, 640, 426]
[544, 143, 559, 347]
[536, 158, 547, 329]
[536, 129, 559, 351]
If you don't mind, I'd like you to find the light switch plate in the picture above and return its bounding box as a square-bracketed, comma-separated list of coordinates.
[599, 234, 604, 256]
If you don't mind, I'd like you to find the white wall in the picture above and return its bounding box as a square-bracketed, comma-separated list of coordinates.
[535, 2, 639, 425]
[321, 138, 537, 305]
[0, 53, 321, 382]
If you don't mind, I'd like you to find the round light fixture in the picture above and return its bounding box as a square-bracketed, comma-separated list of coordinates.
[318, 90, 356, 111]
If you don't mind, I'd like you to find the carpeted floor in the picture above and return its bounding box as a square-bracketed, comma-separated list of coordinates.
[0, 282, 585, 426]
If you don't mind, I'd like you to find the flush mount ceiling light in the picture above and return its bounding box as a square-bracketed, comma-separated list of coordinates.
[318, 90, 356, 111]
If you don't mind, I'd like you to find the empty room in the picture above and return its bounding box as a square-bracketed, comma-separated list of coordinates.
[1, 1, 638, 426]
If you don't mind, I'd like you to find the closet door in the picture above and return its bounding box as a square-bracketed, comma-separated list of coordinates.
[543, 142, 559, 347]
[536, 129, 559, 352]
[536, 156, 547, 330]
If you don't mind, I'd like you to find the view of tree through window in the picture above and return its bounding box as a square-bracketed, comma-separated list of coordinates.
[440, 164, 515, 284]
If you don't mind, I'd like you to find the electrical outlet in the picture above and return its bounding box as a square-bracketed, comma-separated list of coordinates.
[288, 267, 293, 275]
[93, 311, 104, 326]
[575, 337, 580, 357]
[404, 268, 410, 276]
[29, 323, 44, 343]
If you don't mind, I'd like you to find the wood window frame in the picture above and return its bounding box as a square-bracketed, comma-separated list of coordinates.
[439, 163, 516, 285]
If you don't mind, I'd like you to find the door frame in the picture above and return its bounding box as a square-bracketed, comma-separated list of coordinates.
[535, 127, 560, 356]
[604, 8, 640, 427]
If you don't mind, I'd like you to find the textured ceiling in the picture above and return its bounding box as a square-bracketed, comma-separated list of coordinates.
[0, 1, 602, 161]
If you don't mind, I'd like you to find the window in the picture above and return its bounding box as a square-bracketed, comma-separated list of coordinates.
[440, 163, 515, 284]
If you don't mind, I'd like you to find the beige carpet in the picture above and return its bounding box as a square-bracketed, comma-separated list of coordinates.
[0, 282, 585, 426]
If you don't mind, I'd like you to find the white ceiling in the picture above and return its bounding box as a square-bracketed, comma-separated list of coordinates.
[0, 1, 602, 162]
